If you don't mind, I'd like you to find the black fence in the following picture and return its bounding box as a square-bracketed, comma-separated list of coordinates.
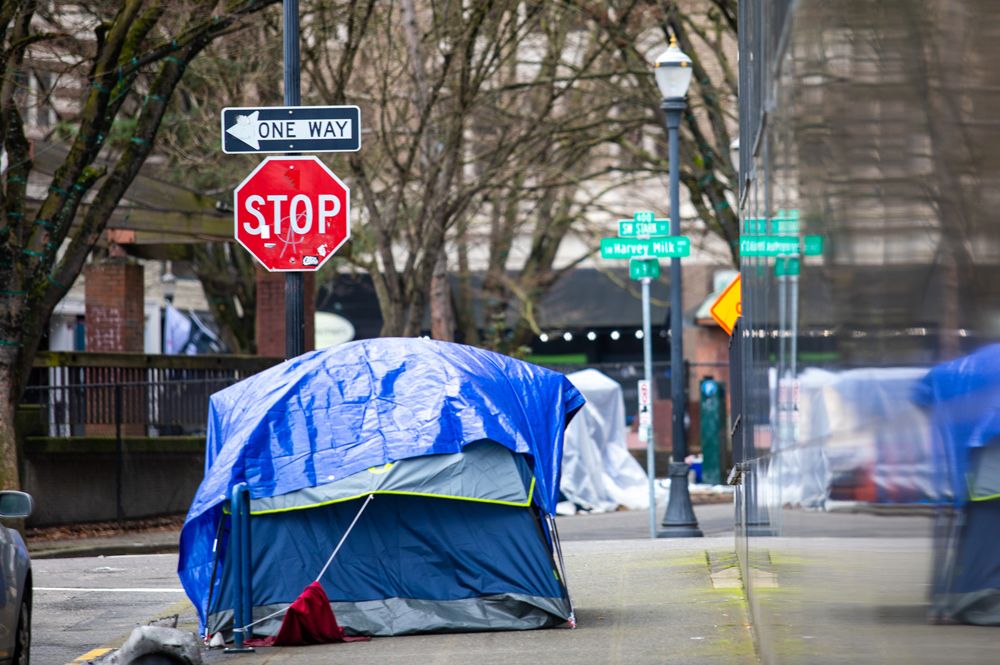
[22, 352, 282, 437]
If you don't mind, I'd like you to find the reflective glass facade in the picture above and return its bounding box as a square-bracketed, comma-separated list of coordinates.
[736, 1, 1000, 661]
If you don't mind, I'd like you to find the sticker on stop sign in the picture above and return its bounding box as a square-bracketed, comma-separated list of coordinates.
[234, 156, 350, 271]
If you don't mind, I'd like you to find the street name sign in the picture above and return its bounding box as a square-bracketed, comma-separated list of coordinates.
[802, 235, 823, 256]
[619, 210, 671, 237]
[601, 236, 690, 259]
[775, 257, 801, 277]
[221, 105, 361, 154]
[234, 156, 350, 271]
[745, 212, 799, 235]
[619, 219, 671, 237]
[709, 274, 741, 336]
[739, 235, 823, 257]
[629, 258, 660, 280]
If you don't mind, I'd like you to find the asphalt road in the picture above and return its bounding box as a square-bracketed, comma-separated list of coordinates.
[33, 553, 191, 665]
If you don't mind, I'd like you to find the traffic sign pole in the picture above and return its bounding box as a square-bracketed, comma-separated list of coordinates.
[284, 0, 304, 359]
[640, 278, 656, 539]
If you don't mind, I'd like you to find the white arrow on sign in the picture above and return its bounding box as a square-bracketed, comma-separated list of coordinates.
[225, 111, 354, 150]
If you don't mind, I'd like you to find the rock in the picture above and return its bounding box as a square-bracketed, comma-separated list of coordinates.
[93, 626, 202, 664]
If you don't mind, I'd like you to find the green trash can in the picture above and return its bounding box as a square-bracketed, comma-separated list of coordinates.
[700, 376, 727, 485]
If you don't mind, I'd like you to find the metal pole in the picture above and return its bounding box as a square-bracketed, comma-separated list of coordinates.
[790, 273, 799, 379]
[224, 483, 255, 654]
[241, 488, 253, 637]
[659, 97, 702, 537]
[284, 0, 305, 359]
[641, 276, 656, 539]
[114, 383, 123, 525]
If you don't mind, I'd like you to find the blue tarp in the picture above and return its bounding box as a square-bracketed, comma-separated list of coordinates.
[179, 338, 584, 628]
[914, 343, 1000, 504]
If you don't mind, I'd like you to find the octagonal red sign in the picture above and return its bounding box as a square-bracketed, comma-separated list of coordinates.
[234, 156, 350, 271]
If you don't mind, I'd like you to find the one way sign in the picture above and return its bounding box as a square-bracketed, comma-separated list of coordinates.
[220, 105, 361, 154]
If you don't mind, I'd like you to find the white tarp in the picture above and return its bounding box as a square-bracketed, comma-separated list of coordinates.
[164, 304, 224, 355]
[768, 366, 937, 509]
[561, 369, 654, 512]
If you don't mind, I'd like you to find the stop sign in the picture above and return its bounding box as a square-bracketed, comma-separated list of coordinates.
[233, 156, 350, 271]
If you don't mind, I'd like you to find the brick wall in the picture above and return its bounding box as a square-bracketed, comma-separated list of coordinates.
[84, 259, 145, 435]
[84, 259, 144, 352]
[255, 266, 316, 357]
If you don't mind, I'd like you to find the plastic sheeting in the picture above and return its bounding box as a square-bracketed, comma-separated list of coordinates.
[179, 338, 584, 630]
[772, 348, 1000, 508]
[561, 369, 652, 512]
[914, 343, 1000, 504]
[777, 367, 937, 508]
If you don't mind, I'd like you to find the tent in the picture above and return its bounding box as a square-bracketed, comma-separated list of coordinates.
[785, 367, 936, 508]
[178, 338, 585, 638]
[914, 344, 1000, 625]
[561, 369, 652, 512]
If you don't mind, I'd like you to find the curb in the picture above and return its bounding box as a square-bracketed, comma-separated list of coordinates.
[30, 542, 180, 560]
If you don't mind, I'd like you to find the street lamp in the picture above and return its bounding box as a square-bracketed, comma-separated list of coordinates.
[655, 36, 702, 538]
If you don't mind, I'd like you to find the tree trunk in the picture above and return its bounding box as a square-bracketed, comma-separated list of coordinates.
[454, 227, 479, 344]
[0, 359, 22, 490]
[429, 250, 454, 341]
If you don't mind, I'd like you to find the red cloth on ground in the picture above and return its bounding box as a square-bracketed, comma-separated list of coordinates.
[244, 582, 370, 647]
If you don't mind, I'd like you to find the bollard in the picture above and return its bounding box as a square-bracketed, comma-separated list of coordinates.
[224, 483, 254, 654]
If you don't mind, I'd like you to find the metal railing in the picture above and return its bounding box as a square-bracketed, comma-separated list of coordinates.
[22, 352, 282, 437]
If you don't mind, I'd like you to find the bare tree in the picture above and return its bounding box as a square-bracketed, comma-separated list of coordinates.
[295, 1, 635, 337]
[456, 0, 741, 349]
[153, 0, 740, 352]
[578, 0, 740, 263]
[0, 0, 279, 489]
[151, 10, 286, 352]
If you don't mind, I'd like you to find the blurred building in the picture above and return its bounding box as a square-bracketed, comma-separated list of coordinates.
[735, 0, 1000, 661]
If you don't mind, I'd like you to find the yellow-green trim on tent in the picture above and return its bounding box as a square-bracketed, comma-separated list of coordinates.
[248, 476, 537, 516]
[965, 473, 1000, 502]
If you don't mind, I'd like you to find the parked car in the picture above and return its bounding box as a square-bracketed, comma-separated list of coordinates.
[0, 491, 32, 665]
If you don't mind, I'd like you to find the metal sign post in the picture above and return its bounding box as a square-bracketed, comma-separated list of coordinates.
[599, 211, 690, 538]
[284, 0, 304, 359]
[639, 287, 655, 540]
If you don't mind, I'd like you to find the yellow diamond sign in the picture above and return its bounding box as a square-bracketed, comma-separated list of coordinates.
[709, 275, 741, 336]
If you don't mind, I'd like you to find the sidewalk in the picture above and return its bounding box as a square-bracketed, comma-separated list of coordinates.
[202, 537, 756, 665]
[29, 526, 181, 559]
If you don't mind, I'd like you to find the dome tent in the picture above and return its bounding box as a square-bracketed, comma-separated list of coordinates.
[178, 338, 585, 638]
